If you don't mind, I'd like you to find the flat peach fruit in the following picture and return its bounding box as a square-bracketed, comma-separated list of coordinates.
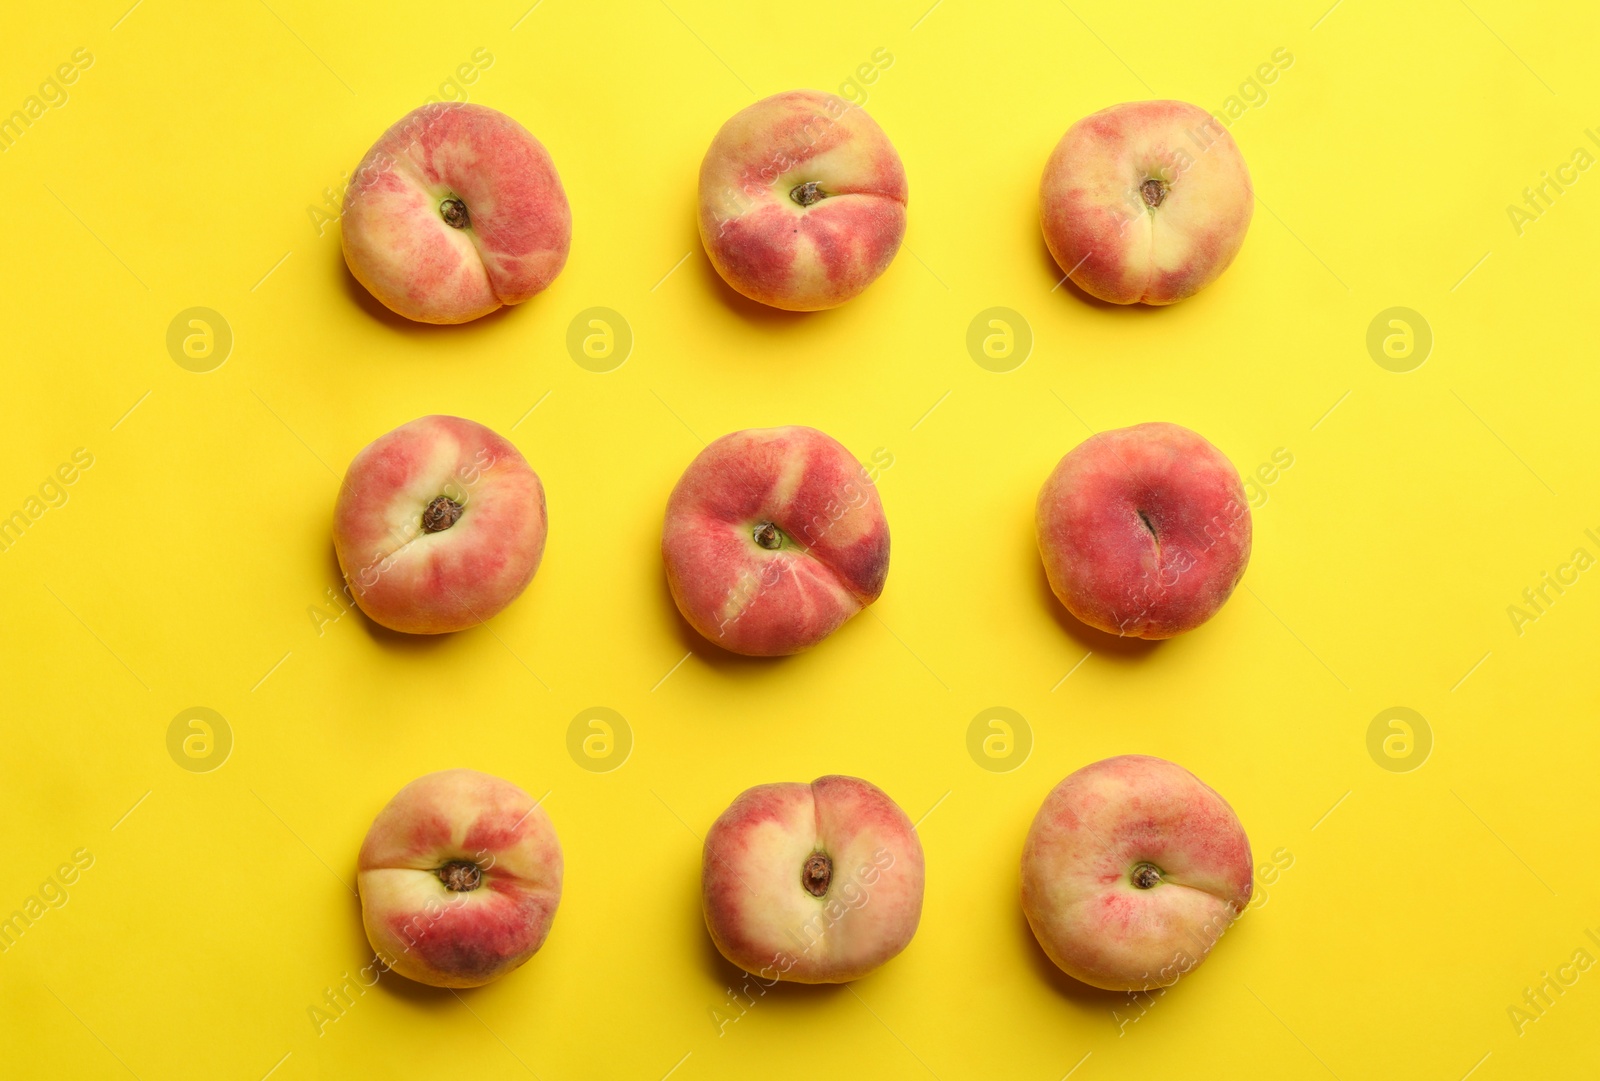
[342, 102, 570, 323]
[1041, 100, 1252, 304]
[358, 769, 562, 988]
[698, 90, 907, 310]
[334, 415, 547, 634]
[662, 425, 889, 655]
[1021, 755, 1253, 991]
[1037, 421, 1249, 639]
[702, 775, 924, 983]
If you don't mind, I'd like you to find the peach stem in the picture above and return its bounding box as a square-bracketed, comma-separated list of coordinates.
[801, 852, 832, 897]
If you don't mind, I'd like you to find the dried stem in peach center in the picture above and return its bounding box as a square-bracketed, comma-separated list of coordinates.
[1139, 178, 1167, 208]
[789, 181, 826, 207]
[422, 496, 464, 534]
[439, 197, 470, 229]
[801, 852, 832, 897]
[752, 521, 783, 550]
[436, 859, 482, 892]
[1130, 862, 1163, 889]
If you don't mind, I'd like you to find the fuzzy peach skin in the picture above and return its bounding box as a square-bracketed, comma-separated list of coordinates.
[1037, 422, 1250, 639]
[357, 769, 562, 989]
[1021, 755, 1253, 991]
[662, 426, 889, 656]
[1041, 100, 1252, 304]
[341, 102, 570, 323]
[702, 775, 925, 983]
[334, 415, 547, 635]
[698, 90, 907, 310]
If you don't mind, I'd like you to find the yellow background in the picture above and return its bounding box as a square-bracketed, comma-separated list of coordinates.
[2, 1, 1596, 1077]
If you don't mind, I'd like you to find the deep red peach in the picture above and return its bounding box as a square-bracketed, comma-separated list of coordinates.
[1037, 421, 1249, 639]
[662, 426, 889, 656]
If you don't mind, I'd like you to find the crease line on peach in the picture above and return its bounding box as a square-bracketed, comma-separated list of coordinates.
[111, 390, 152, 431]
[43, 583, 150, 691]
[250, 787, 357, 897]
[1240, 584, 1349, 690]
[43, 983, 142, 1080]
[43, 183, 149, 290]
[845, 985, 943, 1079]
[250, 389, 340, 477]
[1449, 789, 1556, 896]
[651, 251, 693, 292]
[1051, 650, 1092, 691]
[1450, 651, 1491, 692]
[450, 990, 544, 1078]
[256, 0, 356, 95]
[656, 0, 754, 95]
[864, 607, 950, 690]
[251, 650, 292, 692]
[111, 789, 152, 831]
[651, 651, 692, 692]
[1243, 984, 1342, 1079]
[1449, 389, 1556, 496]
[1458, 0, 1556, 94]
